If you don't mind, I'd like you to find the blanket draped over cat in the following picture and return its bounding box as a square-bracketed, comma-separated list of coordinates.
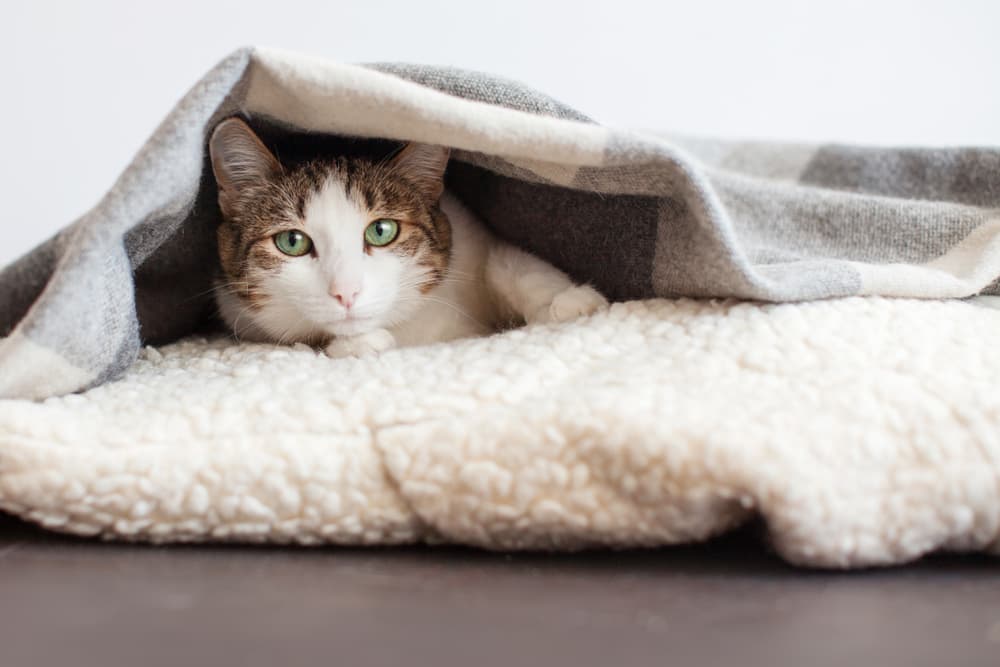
[1, 48, 999, 399]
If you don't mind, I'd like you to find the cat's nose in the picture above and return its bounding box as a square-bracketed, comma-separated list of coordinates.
[331, 287, 360, 309]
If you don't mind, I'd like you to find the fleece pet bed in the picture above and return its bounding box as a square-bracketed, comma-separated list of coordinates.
[2, 296, 999, 568]
[1, 48, 999, 566]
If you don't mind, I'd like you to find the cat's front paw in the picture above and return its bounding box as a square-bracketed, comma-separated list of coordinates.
[324, 329, 396, 358]
[530, 285, 609, 325]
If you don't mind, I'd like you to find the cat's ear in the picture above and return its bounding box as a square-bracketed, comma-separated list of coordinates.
[389, 143, 450, 201]
[209, 118, 281, 217]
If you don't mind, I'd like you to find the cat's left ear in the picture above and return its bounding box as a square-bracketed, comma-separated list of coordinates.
[389, 143, 450, 202]
[209, 117, 282, 218]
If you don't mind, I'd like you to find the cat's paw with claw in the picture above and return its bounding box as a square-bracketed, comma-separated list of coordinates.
[530, 285, 609, 325]
[324, 328, 396, 358]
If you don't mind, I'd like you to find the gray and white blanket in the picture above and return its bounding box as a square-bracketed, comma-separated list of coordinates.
[2, 47, 999, 400]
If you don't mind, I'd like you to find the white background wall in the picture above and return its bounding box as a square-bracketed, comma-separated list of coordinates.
[2, 0, 998, 267]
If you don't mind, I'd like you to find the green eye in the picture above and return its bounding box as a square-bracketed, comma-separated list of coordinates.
[364, 219, 400, 247]
[274, 230, 313, 257]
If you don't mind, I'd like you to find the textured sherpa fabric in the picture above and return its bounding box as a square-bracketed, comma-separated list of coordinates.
[1, 297, 999, 568]
[2, 47, 1000, 398]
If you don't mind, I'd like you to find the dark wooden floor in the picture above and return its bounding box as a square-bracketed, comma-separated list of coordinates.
[0, 514, 996, 667]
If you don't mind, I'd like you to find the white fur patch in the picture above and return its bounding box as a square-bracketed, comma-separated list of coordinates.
[1, 297, 999, 567]
[532, 285, 608, 324]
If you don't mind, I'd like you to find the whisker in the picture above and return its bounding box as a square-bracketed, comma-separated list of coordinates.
[398, 294, 490, 330]
[183, 280, 249, 304]
[230, 303, 257, 342]
[442, 269, 483, 281]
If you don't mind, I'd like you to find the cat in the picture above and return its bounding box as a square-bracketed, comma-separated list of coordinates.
[208, 117, 608, 357]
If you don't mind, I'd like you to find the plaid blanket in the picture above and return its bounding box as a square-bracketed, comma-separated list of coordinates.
[2, 47, 999, 400]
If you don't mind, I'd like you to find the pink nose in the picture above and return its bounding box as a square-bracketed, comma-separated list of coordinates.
[331, 288, 360, 309]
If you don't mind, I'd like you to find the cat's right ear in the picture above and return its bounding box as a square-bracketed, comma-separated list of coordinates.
[209, 118, 281, 217]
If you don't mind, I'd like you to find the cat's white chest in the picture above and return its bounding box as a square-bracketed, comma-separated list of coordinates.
[389, 193, 499, 347]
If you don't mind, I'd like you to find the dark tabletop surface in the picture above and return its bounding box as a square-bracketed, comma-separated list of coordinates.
[0, 514, 996, 667]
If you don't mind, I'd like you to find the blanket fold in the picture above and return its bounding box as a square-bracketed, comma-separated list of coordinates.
[1, 48, 999, 567]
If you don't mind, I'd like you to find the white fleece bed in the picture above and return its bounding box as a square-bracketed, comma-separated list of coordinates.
[1, 295, 998, 568]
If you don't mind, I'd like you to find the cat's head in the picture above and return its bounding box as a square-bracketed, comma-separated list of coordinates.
[208, 117, 451, 343]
